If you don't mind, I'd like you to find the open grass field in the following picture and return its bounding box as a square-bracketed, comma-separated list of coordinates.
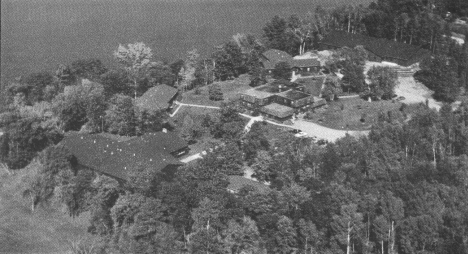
[0, 163, 91, 253]
[1, 0, 372, 86]
[182, 74, 252, 106]
[305, 97, 403, 131]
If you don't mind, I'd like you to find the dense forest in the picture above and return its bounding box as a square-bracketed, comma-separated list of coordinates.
[1, 0, 468, 253]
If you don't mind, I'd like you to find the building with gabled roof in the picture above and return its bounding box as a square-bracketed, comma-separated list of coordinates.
[319, 30, 431, 66]
[126, 131, 189, 157]
[261, 49, 322, 77]
[136, 84, 179, 111]
[61, 132, 185, 182]
[261, 49, 294, 70]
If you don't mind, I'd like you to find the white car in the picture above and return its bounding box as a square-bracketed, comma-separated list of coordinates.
[294, 131, 308, 138]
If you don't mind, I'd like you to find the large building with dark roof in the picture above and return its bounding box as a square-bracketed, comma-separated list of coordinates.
[61, 132, 187, 182]
[261, 49, 321, 77]
[319, 30, 431, 66]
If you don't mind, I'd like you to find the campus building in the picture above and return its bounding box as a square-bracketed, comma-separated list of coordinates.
[61, 131, 189, 182]
[239, 80, 325, 122]
[261, 49, 322, 78]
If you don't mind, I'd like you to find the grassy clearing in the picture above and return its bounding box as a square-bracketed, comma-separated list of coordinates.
[305, 97, 402, 130]
[0, 162, 90, 254]
[181, 74, 252, 107]
[172, 105, 219, 125]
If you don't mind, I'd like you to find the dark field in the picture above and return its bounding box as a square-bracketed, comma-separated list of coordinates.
[1, 0, 371, 85]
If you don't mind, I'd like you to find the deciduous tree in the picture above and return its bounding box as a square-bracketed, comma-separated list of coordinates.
[114, 42, 153, 99]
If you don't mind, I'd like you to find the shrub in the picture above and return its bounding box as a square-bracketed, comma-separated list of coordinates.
[208, 84, 223, 101]
[399, 103, 407, 112]
[360, 113, 367, 122]
[272, 61, 292, 80]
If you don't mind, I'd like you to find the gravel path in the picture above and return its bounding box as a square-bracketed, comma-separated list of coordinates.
[293, 120, 369, 142]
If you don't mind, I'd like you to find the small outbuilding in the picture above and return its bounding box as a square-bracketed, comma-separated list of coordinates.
[261, 103, 295, 122]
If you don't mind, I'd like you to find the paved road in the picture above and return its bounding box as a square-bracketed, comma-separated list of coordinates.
[293, 120, 369, 142]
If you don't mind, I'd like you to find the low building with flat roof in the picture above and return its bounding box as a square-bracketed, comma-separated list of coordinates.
[261, 103, 295, 122]
[276, 90, 314, 111]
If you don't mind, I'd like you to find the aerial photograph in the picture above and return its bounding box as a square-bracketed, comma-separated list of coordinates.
[0, 0, 467, 253]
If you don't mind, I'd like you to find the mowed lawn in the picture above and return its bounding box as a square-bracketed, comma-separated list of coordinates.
[0, 163, 91, 253]
[181, 74, 252, 107]
[306, 97, 403, 131]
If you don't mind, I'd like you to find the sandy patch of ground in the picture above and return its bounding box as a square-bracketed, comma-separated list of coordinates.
[364, 61, 443, 110]
[293, 120, 369, 142]
[394, 77, 442, 110]
[451, 36, 465, 45]
[364, 61, 401, 75]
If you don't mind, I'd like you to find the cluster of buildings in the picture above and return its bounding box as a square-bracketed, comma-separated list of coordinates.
[61, 131, 268, 193]
[240, 79, 326, 122]
[238, 30, 431, 123]
[238, 46, 329, 123]
[59, 30, 432, 192]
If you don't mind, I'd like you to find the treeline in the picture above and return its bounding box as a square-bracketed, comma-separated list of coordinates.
[261, 0, 468, 56]
[24, 100, 468, 253]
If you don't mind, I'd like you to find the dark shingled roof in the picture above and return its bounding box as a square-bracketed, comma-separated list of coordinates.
[261, 49, 294, 69]
[262, 49, 322, 69]
[277, 90, 310, 100]
[227, 175, 270, 193]
[136, 84, 178, 111]
[261, 103, 295, 118]
[320, 30, 430, 63]
[126, 132, 188, 154]
[312, 96, 327, 107]
[61, 133, 183, 181]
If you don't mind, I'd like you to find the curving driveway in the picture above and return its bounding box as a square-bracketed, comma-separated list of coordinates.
[173, 101, 370, 143]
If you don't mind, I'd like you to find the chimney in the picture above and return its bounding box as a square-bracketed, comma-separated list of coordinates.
[162, 128, 167, 133]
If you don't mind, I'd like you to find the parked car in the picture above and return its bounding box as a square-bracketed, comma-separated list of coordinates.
[289, 129, 302, 134]
[294, 131, 308, 138]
